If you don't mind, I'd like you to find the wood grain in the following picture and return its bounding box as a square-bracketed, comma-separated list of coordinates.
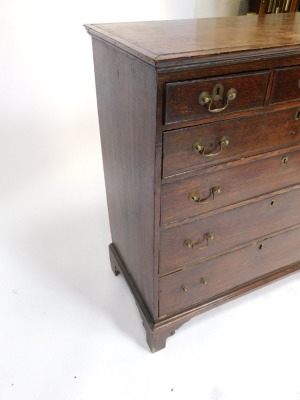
[87, 16, 300, 351]
[163, 106, 300, 178]
[159, 226, 300, 316]
[160, 186, 300, 274]
[270, 65, 300, 103]
[92, 37, 158, 318]
[161, 147, 300, 225]
[86, 14, 300, 68]
[165, 71, 269, 125]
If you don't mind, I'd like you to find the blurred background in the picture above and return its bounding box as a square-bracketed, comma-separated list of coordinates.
[1, 1, 300, 400]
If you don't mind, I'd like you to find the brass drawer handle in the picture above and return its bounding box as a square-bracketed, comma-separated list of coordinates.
[189, 186, 221, 204]
[184, 232, 214, 250]
[199, 84, 237, 113]
[181, 278, 207, 293]
[194, 136, 229, 157]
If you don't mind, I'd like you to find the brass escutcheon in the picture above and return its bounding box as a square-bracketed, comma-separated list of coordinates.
[199, 84, 237, 113]
[281, 156, 289, 165]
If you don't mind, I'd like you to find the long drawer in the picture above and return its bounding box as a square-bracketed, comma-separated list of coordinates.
[160, 186, 300, 274]
[161, 148, 300, 225]
[163, 107, 300, 178]
[159, 226, 300, 317]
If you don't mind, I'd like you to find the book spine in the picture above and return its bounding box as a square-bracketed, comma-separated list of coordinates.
[267, 0, 274, 12]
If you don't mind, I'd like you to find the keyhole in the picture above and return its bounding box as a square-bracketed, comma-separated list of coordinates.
[216, 86, 220, 96]
[270, 200, 275, 206]
[259, 244, 263, 250]
[295, 109, 300, 120]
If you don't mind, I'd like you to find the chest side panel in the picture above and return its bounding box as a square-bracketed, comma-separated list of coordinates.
[92, 38, 158, 318]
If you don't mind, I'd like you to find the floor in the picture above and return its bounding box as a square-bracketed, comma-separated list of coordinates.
[1, 139, 300, 400]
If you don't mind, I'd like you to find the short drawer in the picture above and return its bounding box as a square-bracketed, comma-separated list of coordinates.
[161, 148, 300, 225]
[163, 107, 300, 178]
[160, 186, 300, 275]
[164, 71, 269, 125]
[270, 65, 300, 104]
[159, 226, 300, 317]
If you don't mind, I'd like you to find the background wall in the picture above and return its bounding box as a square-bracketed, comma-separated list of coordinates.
[1, 2, 300, 400]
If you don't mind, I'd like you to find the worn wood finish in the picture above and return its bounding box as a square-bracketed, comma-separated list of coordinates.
[86, 15, 300, 352]
[270, 65, 300, 104]
[86, 14, 300, 68]
[111, 240, 300, 351]
[160, 186, 300, 274]
[163, 106, 300, 178]
[161, 147, 300, 225]
[91, 38, 158, 317]
[159, 226, 300, 316]
[165, 71, 269, 125]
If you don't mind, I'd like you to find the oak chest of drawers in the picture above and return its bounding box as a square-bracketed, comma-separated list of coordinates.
[85, 14, 300, 352]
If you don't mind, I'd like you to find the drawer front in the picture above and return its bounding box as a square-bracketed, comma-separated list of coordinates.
[165, 71, 269, 125]
[270, 66, 300, 104]
[163, 107, 300, 178]
[159, 227, 300, 317]
[160, 186, 300, 274]
[161, 149, 300, 225]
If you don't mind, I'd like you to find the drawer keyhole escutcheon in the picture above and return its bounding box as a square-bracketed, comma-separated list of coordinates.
[281, 156, 289, 166]
[184, 232, 214, 250]
[181, 285, 188, 292]
[200, 277, 207, 285]
[189, 186, 221, 204]
[194, 136, 229, 158]
[199, 84, 237, 113]
[295, 109, 300, 120]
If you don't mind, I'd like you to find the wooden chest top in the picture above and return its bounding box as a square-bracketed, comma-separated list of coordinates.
[85, 14, 300, 67]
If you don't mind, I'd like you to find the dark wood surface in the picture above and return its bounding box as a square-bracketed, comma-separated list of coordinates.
[87, 16, 300, 351]
[163, 106, 300, 178]
[85, 14, 300, 67]
[161, 147, 300, 225]
[160, 185, 300, 274]
[111, 240, 300, 351]
[91, 37, 158, 318]
[270, 65, 300, 103]
[165, 71, 269, 125]
[159, 225, 300, 317]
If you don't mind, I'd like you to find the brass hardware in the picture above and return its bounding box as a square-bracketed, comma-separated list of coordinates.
[200, 277, 207, 285]
[194, 136, 229, 158]
[181, 285, 188, 292]
[281, 156, 289, 165]
[212, 83, 224, 101]
[199, 84, 237, 113]
[184, 232, 214, 250]
[188, 186, 221, 204]
[270, 200, 275, 207]
[295, 109, 300, 120]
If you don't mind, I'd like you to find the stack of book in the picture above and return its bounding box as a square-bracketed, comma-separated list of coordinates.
[267, 0, 295, 12]
[248, 0, 299, 14]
